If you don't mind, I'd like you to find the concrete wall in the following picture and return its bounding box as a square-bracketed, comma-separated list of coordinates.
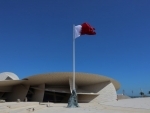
[3, 81, 117, 103]
[78, 94, 98, 103]
[78, 81, 117, 103]
[6, 84, 29, 101]
[31, 84, 45, 102]
[0, 86, 12, 92]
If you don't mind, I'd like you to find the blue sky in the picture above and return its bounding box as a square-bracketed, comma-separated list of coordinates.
[0, 0, 150, 96]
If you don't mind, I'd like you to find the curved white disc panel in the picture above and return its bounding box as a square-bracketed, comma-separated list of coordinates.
[0, 72, 19, 81]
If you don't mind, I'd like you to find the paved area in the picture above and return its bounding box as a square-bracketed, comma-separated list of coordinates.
[34, 103, 150, 113]
[102, 97, 150, 109]
[0, 97, 150, 113]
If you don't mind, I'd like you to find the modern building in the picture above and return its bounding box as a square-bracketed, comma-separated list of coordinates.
[0, 72, 120, 103]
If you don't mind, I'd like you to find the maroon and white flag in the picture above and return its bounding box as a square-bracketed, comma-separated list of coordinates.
[74, 23, 96, 38]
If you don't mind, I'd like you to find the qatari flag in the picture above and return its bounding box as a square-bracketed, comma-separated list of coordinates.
[74, 23, 96, 38]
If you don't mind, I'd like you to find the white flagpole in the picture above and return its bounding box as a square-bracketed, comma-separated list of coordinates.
[67, 25, 77, 108]
[73, 24, 75, 90]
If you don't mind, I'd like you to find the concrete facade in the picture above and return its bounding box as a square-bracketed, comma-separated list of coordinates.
[31, 84, 45, 102]
[0, 72, 120, 103]
[5, 85, 29, 101]
[78, 81, 117, 103]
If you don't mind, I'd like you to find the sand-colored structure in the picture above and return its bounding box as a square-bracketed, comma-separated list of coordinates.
[0, 72, 120, 103]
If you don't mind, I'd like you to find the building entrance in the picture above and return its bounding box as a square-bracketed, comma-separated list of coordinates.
[43, 91, 70, 103]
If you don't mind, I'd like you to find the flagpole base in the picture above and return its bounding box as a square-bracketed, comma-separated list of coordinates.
[67, 89, 79, 108]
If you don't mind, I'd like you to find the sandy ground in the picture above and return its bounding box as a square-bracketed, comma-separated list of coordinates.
[102, 97, 150, 109]
[0, 97, 150, 113]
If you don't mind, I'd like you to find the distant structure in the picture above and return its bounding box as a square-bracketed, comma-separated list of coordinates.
[117, 94, 131, 100]
[0, 72, 19, 81]
[123, 90, 125, 95]
[0, 72, 120, 103]
[132, 90, 133, 97]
